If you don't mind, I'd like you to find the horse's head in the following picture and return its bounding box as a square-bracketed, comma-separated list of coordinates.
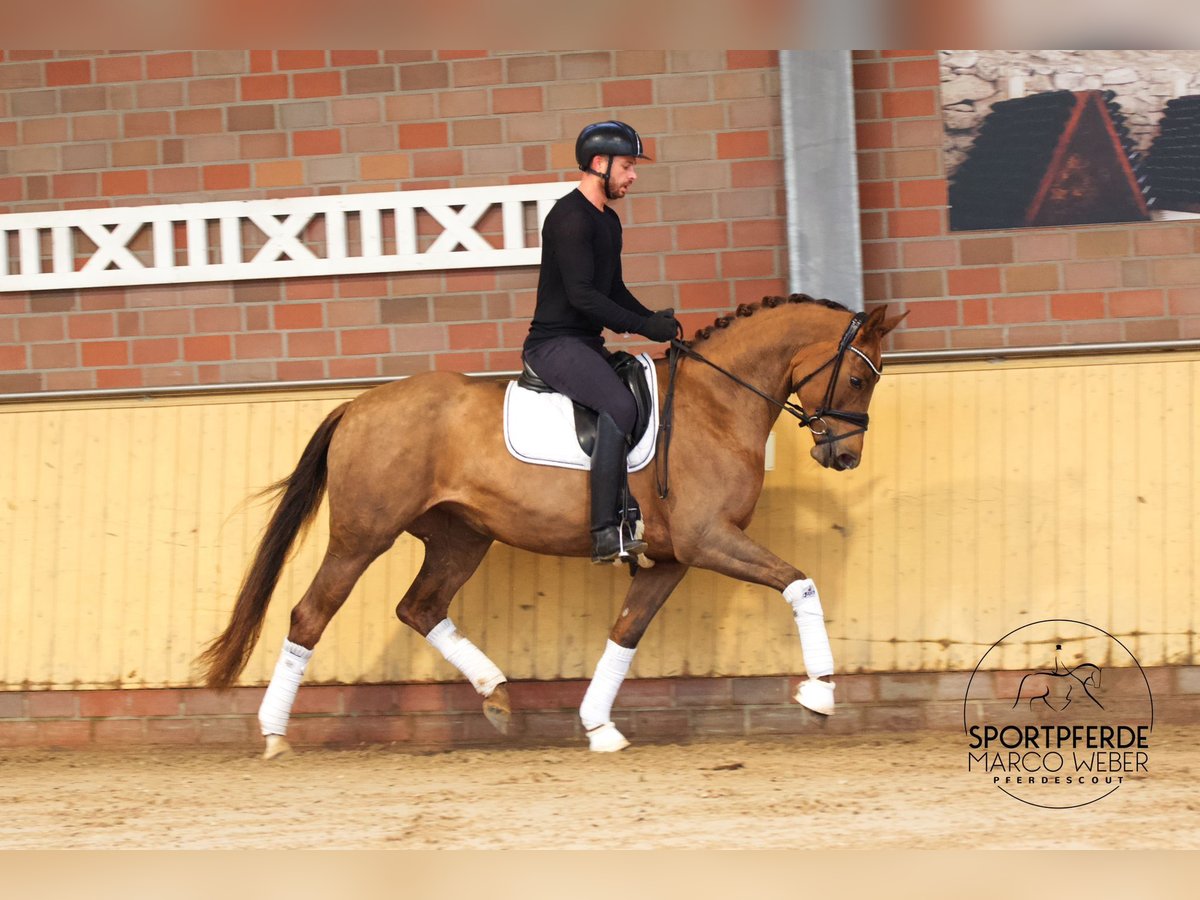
[791, 305, 905, 471]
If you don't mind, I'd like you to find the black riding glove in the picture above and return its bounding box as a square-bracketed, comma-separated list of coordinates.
[639, 309, 676, 342]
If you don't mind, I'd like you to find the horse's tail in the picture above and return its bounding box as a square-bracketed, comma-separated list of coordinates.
[197, 402, 350, 689]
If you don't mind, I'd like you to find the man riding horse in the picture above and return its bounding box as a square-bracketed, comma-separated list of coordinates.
[522, 121, 677, 564]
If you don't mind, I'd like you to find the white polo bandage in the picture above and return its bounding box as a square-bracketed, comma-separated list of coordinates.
[580, 640, 636, 732]
[259, 639, 313, 736]
[426, 618, 506, 697]
[783, 578, 834, 678]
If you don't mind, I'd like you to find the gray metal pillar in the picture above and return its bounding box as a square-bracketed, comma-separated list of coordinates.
[779, 50, 864, 311]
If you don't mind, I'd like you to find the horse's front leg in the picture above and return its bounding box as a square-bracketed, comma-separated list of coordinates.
[580, 560, 689, 752]
[675, 521, 836, 716]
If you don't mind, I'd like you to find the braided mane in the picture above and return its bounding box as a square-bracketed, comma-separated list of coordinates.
[686, 293, 851, 345]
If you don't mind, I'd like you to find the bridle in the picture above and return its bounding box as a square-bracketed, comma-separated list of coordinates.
[655, 311, 879, 498]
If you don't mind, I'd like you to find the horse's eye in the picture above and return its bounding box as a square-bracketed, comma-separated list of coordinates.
[850, 376, 864, 389]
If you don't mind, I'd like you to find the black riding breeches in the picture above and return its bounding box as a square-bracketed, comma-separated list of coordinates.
[522, 337, 637, 436]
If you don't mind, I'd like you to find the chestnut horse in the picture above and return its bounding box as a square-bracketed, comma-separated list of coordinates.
[198, 295, 903, 757]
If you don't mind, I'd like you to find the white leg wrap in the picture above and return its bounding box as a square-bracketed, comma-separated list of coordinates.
[426, 618, 506, 696]
[258, 639, 313, 737]
[580, 640, 636, 732]
[783, 578, 834, 677]
[784, 578, 836, 715]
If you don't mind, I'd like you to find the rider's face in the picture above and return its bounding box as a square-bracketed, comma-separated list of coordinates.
[602, 155, 638, 199]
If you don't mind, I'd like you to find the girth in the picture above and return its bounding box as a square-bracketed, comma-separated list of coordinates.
[517, 351, 654, 456]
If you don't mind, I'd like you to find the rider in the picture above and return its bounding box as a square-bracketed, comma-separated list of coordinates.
[522, 121, 677, 564]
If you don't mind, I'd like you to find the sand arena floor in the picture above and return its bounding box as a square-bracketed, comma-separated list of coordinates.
[2, 724, 1197, 849]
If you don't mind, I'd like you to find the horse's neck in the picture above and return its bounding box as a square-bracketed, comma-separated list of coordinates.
[684, 307, 838, 432]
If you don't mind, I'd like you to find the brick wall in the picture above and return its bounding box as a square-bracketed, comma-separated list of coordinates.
[1, 668, 1196, 748]
[0, 50, 785, 392]
[853, 50, 1200, 350]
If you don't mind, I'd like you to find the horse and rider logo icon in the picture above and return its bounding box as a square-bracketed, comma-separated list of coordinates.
[1013, 644, 1103, 713]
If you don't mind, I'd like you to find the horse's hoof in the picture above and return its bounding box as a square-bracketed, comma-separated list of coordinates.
[586, 722, 630, 752]
[483, 683, 512, 735]
[795, 679, 836, 716]
[262, 734, 294, 760]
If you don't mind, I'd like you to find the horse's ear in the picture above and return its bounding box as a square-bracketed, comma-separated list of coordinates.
[864, 304, 907, 338]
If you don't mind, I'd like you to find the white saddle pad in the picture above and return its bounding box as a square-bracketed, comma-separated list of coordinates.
[503, 352, 659, 472]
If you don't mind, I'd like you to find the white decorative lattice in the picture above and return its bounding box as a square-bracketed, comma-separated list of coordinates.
[0, 181, 574, 292]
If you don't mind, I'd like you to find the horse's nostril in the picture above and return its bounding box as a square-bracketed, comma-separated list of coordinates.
[836, 452, 858, 470]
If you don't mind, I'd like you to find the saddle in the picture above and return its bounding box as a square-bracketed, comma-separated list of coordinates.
[516, 351, 654, 456]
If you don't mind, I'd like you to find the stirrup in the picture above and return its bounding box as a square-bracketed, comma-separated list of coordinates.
[591, 525, 647, 564]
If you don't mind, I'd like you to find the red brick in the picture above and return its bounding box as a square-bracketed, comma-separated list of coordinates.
[46, 59, 92, 86]
[287, 330, 338, 357]
[273, 303, 323, 329]
[233, 333, 282, 359]
[1109, 290, 1164, 317]
[449, 322, 498, 350]
[666, 252, 718, 281]
[717, 130, 770, 159]
[721, 249, 775, 278]
[856, 121, 893, 150]
[293, 129, 341, 155]
[902, 300, 960, 328]
[898, 178, 947, 208]
[132, 338, 179, 364]
[27, 691, 79, 717]
[183, 335, 232, 361]
[240, 74, 288, 100]
[249, 50, 274, 72]
[144, 719, 201, 745]
[1050, 292, 1105, 320]
[294, 71, 342, 98]
[947, 267, 1001, 296]
[853, 61, 890, 90]
[678, 281, 731, 309]
[398, 122, 448, 149]
[96, 368, 142, 388]
[36, 720, 91, 747]
[81, 340, 129, 367]
[122, 111, 171, 137]
[902, 239, 956, 268]
[730, 160, 782, 188]
[332, 50, 381, 66]
[888, 209, 942, 237]
[341, 328, 391, 355]
[858, 181, 895, 210]
[202, 164, 251, 190]
[726, 50, 775, 69]
[493, 86, 542, 114]
[101, 170, 149, 196]
[601, 79, 652, 106]
[892, 58, 939, 87]
[174, 108, 222, 134]
[676, 222, 728, 250]
[882, 89, 936, 118]
[991, 295, 1048, 324]
[147, 52, 192, 79]
[96, 55, 143, 83]
[277, 50, 326, 70]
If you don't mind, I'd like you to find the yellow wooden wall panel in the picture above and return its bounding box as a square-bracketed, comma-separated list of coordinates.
[2, 352, 1197, 691]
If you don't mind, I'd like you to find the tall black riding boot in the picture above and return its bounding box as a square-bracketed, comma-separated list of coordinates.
[590, 412, 648, 563]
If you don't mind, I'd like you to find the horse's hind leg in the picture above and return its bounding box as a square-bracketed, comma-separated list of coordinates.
[395, 510, 510, 733]
[259, 536, 389, 759]
[580, 560, 689, 751]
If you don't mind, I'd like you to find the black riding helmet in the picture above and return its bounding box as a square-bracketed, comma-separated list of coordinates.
[575, 121, 651, 198]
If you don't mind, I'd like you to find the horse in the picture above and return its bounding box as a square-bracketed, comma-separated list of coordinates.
[197, 295, 904, 758]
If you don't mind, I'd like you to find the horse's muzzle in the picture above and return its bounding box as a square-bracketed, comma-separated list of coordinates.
[811, 444, 860, 471]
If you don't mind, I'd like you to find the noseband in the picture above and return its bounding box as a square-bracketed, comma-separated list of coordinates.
[655, 312, 877, 497]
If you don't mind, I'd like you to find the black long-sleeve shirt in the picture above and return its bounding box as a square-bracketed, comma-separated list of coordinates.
[524, 188, 653, 351]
